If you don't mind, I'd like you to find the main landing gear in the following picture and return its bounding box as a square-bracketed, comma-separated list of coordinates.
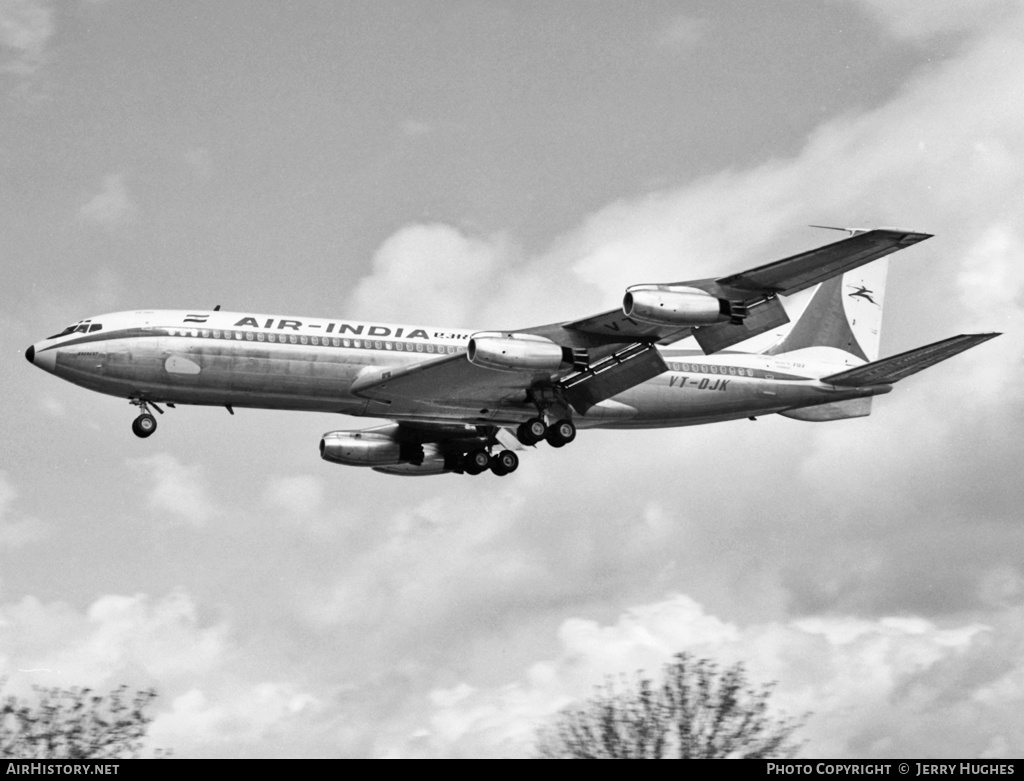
[460, 447, 519, 477]
[129, 398, 164, 439]
[515, 416, 576, 448]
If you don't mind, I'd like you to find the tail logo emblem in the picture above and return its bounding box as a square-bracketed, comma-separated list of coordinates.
[846, 286, 879, 306]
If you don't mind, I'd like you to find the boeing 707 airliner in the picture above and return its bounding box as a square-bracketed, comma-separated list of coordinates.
[25, 228, 998, 476]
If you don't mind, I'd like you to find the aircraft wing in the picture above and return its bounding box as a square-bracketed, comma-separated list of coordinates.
[349, 352, 547, 420]
[349, 340, 668, 419]
[351, 228, 934, 416]
[539, 228, 932, 351]
[821, 333, 1000, 387]
[713, 228, 932, 297]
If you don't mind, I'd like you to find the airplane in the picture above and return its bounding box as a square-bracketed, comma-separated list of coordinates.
[25, 228, 999, 477]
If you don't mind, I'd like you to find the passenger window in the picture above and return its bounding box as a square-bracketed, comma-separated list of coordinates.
[333, 338, 341, 347]
[257, 333, 265, 342]
[289, 335, 298, 344]
[213, 330, 221, 338]
[385, 341, 393, 350]
[342, 339, 350, 347]
[374, 341, 382, 350]
[246, 332, 254, 341]
[300, 336, 308, 345]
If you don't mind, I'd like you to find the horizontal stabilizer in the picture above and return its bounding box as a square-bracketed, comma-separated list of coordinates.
[821, 333, 1000, 387]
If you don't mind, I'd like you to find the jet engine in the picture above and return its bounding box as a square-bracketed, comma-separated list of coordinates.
[623, 285, 744, 326]
[372, 446, 457, 477]
[320, 430, 458, 475]
[467, 332, 572, 373]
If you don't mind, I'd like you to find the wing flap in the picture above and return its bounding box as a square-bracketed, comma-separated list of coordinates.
[692, 294, 790, 354]
[822, 333, 1000, 387]
[561, 342, 668, 414]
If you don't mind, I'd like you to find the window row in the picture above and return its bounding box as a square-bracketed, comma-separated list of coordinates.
[668, 361, 755, 378]
[167, 328, 463, 354]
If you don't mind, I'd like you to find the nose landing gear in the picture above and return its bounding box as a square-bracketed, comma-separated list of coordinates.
[129, 398, 163, 439]
[131, 413, 157, 438]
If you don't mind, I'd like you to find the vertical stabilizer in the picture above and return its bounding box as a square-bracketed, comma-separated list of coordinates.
[766, 259, 888, 364]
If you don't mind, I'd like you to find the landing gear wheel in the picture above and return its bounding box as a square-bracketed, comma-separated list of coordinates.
[516, 417, 547, 446]
[462, 448, 490, 476]
[132, 413, 157, 439]
[490, 449, 519, 476]
[546, 419, 576, 448]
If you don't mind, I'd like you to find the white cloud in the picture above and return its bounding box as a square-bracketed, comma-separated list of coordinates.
[37, 394, 65, 417]
[0, 471, 49, 549]
[656, 14, 707, 51]
[149, 683, 322, 756]
[346, 224, 517, 327]
[0, 590, 225, 693]
[182, 147, 214, 181]
[400, 119, 432, 138]
[78, 173, 138, 230]
[0, 589, 325, 757]
[128, 453, 218, 527]
[264, 475, 324, 517]
[0, 0, 53, 76]
[334, 13, 1024, 744]
[848, 0, 1018, 42]
[386, 593, 1022, 758]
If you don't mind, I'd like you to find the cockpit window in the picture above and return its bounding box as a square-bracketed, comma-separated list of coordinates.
[48, 324, 80, 339]
[46, 321, 102, 339]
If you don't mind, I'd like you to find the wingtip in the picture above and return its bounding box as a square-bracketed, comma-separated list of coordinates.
[808, 225, 934, 241]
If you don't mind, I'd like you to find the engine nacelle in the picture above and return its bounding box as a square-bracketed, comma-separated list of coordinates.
[623, 285, 741, 326]
[320, 429, 417, 467]
[467, 332, 571, 373]
[372, 444, 458, 477]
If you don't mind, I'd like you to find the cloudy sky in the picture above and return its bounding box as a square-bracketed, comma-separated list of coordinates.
[2, 0, 1023, 758]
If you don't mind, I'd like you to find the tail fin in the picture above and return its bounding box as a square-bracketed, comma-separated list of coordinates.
[766, 259, 888, 364]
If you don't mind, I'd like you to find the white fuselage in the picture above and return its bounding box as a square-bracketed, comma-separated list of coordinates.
[27, 309, 882, 429]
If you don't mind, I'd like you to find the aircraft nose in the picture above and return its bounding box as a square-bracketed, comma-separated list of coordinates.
[25, 342, 56, 373]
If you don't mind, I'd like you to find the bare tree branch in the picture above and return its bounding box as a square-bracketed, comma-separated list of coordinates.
[536, 653, 806, 759]
[1, 680, 160, 759]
